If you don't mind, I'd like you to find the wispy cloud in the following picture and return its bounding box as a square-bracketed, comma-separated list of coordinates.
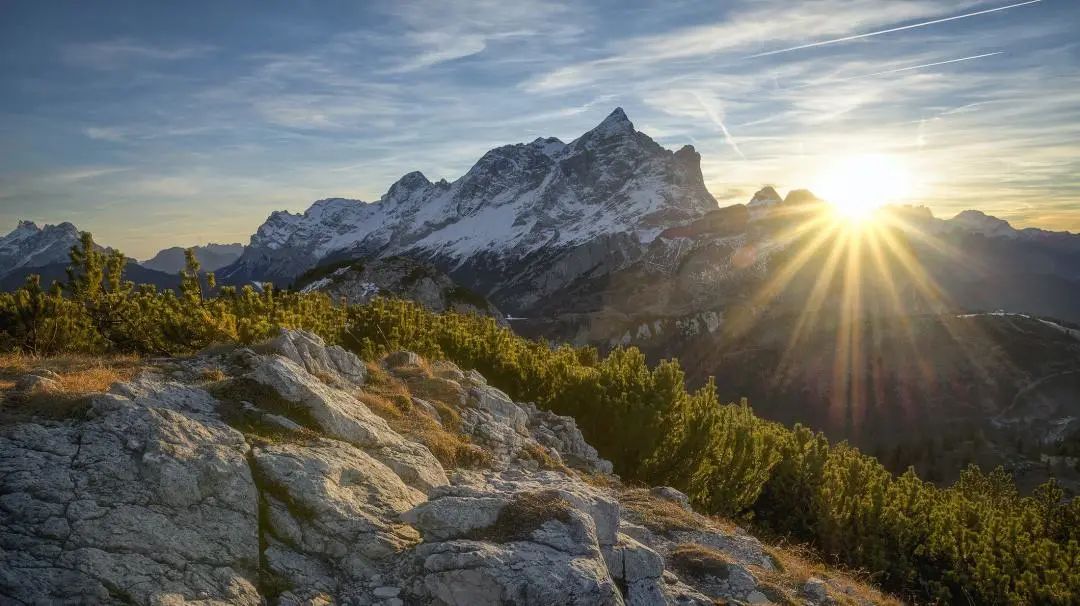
[2, 0, 1077, 255]
[54, 166, 131, 182]
[746, 0, 1041, 59]
[83, 127, 126, 142]
[524, 0, 988, 93]
[62, 38, 216, 70]
[793, 52, 1005, 88]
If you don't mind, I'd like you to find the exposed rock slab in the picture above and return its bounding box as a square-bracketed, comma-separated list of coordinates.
[246, 352, 448, 493]
[1, 379, 260, 605]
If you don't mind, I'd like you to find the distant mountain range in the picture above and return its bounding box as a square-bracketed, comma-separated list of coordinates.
[0, 223, 243, 290]
[140, 243, 245, 274]
[5, 108, 1076, 317]
[4, 108, 1079, 491]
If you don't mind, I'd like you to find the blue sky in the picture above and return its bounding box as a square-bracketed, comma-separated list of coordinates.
[1, 0, 1078, 258]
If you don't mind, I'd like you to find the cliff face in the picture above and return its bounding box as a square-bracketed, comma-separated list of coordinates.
[0, 330, 888, 605]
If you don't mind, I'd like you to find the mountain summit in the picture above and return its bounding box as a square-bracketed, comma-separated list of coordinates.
[0, 221, 81, 279]
[219, 108, 718, 310]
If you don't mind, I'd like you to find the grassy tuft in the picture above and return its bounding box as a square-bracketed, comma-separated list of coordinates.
[753, 541, 905, 606]
[669, 543, 734, 580]
[357, 387, 487, 470]
[522, 442, 571, 473]
[620, 488, 707, 534]
[469, 490, 576, 543]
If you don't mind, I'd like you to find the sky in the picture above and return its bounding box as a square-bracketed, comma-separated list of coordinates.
[1, 0, 1078, 259]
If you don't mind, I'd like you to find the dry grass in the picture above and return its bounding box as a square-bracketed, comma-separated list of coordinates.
[364, 362, 411, 397]
[356, 382, 492, 468]
[383, 355, 468, 407]
[575, 470, 622, 490]
[669, 540, 903, 606]
[620, 486, 902, 604]
[403, 374, 467, 407]
[0, 352, 143, 424]
[468, 490, 575, 543]
[620, 488, 714, 534]
[365, 353, 501, 468]
[754, 541, 905, 606]
[522, 442, 571, 473]
[0, 352, 141, 394]
[669, 543, 735, 580]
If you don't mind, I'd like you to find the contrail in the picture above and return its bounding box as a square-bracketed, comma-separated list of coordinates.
[746, 0, 1041, 59]
[797, 52, 1004, 88]
[692, 92, 745, 159]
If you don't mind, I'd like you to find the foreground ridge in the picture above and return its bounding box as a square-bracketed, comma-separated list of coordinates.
[0, 329, 888, 605]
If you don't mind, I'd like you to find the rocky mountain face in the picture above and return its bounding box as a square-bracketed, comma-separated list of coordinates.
[142, 243, 245, 273]
[0, 330, 886, 605]
[219, 108, 717, 312]
[0, 221, 81, 280]
[293, 257, 505, 323]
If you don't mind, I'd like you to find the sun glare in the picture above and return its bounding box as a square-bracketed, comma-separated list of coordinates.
[814, 154, 912, 222]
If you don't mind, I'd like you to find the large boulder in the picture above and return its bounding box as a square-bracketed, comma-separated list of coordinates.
[252, 440, 425, 586]
[468, 385, 530, 435]
[265, 329, 367, 386]
[412, 495, 623, 606]
[245, 353, 448, 493]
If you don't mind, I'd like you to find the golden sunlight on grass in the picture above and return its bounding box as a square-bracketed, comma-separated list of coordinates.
[0, 353, 143, 424]
[0, 352, 141, 394]
[621, 488, 903, 605]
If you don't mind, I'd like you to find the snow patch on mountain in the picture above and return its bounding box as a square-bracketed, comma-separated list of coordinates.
[0, 221, 81, 278]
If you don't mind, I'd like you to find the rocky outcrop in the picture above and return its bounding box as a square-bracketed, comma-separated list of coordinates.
[293, 257, 507, 323]
[2, 330, 866, 605]
[1, 378, 261, 605]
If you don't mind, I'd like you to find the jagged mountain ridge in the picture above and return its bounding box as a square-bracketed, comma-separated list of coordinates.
[219, 108, 717, 311]
[141, 243, 245, 273]
[0, 221, 207, 292]
[0, 221, 82, 279]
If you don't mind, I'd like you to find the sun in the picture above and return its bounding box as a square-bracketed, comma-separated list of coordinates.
[813, 154, 912, 221]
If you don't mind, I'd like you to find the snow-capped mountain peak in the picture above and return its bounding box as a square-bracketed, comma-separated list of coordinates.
[220, 108, 719, 308]
[581, 106, 634, 139]
[0, 220, 82, 278]
[948, 209, 1018, 239]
